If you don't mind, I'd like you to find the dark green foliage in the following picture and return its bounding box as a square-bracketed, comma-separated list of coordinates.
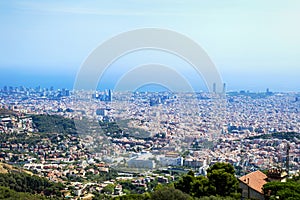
[206, 169, 237, 196]
[112, 193, 150, 200]
[146, 179, 158, 192]
[92, 193, 111, 200]
[31, 114, 76, 134]
[206, 163, 238, 197]
[85, 168, 118, 183]
[195, 196, 238, 200]
[96, 163, 243, 200]
[0, 132, 41, 152]
[119, 180, 145, 194]
[175, 172, 195, 194]
[0, 171, 64, 197]
[263, 180, 300, 200]
[99, 120, 151, 139]
[191, 176, 214, 198]
[102, 184, 115, 194]
[246, 132, 299, 142]
[0, 186, 48, 200]
[174, 163, 239, 198]
[99, 121, 122, 136]
[150, 187, 192, 200]
[174, 172, 215, 198]
[206, 162, 235, 175]
[292, 174, 300, 182]
[31, 114, 151, 140]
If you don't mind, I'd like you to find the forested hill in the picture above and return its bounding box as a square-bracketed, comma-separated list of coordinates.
[0, 163, 64, 199]
[31, 114, 151, 139]
[246, 132, 299, 142]
[31, 114, 77, 134]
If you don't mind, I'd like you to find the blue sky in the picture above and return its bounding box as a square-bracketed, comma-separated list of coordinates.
[0, 0, 300, 91]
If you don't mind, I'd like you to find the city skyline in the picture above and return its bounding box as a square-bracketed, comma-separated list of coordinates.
[1, 2, 300, 199]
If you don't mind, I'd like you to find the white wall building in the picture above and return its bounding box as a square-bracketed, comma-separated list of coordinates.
[159, 156, 183, 167]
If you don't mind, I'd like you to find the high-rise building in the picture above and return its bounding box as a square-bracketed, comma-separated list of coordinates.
[213, 83, 216, 93]
[108, 89, 112, 102]
[223, 83, 226, 94]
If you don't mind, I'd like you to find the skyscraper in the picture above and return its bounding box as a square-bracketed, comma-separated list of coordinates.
[213, 83, 216, 93]
[223, 83, 226, 94]
[108, 89, 112, 102]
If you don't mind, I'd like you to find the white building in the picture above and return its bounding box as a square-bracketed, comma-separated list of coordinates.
[127, 153, 156, 169]
[159, 156, 183, 167]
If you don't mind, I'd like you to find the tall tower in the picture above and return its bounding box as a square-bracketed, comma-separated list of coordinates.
[108, 89, 112, 102]
[213, 83, 216, 93]
[223, 83, 226, 94]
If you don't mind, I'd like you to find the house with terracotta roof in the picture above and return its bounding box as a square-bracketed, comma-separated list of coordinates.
[267, 168, 287, 182]
[239, 170, 268, 200]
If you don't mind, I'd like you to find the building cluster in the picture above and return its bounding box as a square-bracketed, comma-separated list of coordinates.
[225, 93, 300, 134]
[0, 86, 299, 198]
[239, 168, 289, 200]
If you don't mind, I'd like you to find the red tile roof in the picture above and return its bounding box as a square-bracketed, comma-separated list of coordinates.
[239, 170, 268, 194]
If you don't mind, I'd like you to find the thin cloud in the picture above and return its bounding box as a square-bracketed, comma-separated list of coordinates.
[14, 1, 202, 17]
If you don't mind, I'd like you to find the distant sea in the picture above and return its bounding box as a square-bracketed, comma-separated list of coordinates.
[1, 68, 299, 93]
[0, 68, 76, 90]
[0, 69, 171, 92]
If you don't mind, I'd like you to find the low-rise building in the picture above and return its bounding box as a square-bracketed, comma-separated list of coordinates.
[239, 170, 267, 200]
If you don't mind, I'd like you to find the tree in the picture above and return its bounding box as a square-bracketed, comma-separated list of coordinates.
[191, 176, 214, 198]
[174, 171, 195, 194]
[206, 163, 238, 197]
[174, 163, 239, 198]
[263, 181, 300, 200]
[150, 187, 192, 200]
[196, 196, 237, 200]
[102, 184, 115, 194]
[119, 180, 146, 194]
[0, 186, 50, 200]
[0, 171, 64, 197]
[117, 163, 240, 199]
[112, 193, 150, 200]
[206, 162, 235, 175]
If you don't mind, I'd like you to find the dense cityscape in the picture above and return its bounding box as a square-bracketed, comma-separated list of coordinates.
[2, 1, 300, 199]
[0, 86, 299, 199]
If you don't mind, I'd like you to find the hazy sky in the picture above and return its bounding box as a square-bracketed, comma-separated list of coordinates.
[1, 0, 300, 91]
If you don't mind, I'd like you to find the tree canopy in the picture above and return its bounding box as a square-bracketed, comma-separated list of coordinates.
[0, 186, 51, 200]
[0, 171, 64, 198]
[263, 178, 300, 200]
[174, 163, 239, 198]
[206, 163, 238, 197]
[31, 114, 76, 134]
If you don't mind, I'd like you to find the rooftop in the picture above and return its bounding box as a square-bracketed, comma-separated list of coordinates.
[239, 170, 267, 194]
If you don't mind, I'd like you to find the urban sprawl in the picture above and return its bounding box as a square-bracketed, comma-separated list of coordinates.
[0, 86, 299, 199]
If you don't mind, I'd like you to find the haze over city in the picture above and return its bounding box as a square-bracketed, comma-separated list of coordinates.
[1, 1, 300, 200]
[1, 0, 300, 92]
